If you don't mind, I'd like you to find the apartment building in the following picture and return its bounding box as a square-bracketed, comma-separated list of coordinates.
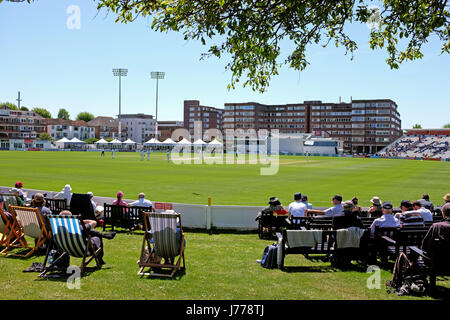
[222, 99, 401, 154]
[0, 107, 47, 147]
[157, 121, 184, 141]
[87, 116, 128, 141]
[118, 113, 156, 144]
[44, 119, 96, 141]
[184, 100, 223, 138]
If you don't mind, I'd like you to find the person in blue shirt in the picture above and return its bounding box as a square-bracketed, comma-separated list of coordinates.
[301, 194, 313, 209]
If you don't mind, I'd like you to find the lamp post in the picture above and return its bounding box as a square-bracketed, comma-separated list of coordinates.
[113, 68, 128, 138]
[151, 71, 165, 139]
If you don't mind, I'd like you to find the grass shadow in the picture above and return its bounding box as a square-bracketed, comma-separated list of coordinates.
[34, 265, 105, 282]
[138, 267, 186, 280]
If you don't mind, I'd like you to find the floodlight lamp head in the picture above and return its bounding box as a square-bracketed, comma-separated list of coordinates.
[151, 71, 165, 79]
[112, 68, 128, 76]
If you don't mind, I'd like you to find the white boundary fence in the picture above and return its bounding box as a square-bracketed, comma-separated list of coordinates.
[0, 186, 268, 231]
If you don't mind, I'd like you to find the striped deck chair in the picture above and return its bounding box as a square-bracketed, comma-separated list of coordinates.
[0, 206, 51, 257]
[138, 211, 186, 278]
[0, 207, 28, 254]
[0, 194, 18, 212]
[40, 214, 102, 277]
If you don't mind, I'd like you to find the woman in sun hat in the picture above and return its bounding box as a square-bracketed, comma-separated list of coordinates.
[368, 196, 383, 218]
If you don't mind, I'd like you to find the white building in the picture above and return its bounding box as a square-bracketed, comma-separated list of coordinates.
[45, 119, 96, 141]
[270, 133, 343, 155]
[118, 113, 156, 144]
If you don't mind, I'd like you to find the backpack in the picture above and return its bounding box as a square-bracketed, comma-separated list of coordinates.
[261, 244, 278, 269]
[50, 249, 70, 270]
[387, 252, 428, 296]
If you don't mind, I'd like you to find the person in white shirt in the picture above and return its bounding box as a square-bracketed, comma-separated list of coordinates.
[288, 193, 307, 219]
[370, 201, 400, 236]
[130, 192, 154, 210]
[412, 200, 433, 222]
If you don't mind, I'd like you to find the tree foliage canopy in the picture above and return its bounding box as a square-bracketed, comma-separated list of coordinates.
[95, 0, 450, 92]
[32, 107, 52, 118]
[412, 123, 423, 129]
[76, 112, 95, 122]
[0, 102, 18, 110]
[57, 108, 71, 120]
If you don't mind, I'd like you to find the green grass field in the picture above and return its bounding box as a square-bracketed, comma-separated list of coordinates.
[0, 151, 449, 300]
[0, 151, 448, 207]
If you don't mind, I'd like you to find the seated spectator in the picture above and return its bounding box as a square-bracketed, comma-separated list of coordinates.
[301, 194, 313, 209]
[370, 201, 400, 236]
[87, 192, 104, 219]
[422, 203, 450, 256]
[14, 181, 27, 202]
[332, 200, 364, 230]
[9, 188, 25, 206]
[54, 184, 72, 206]
[31, 193, 52, 217]
[60, 210, 116, 265]
[351, 196, 362, 215]
[419, 193, 434, 212]
[368, 196, 383, 218]
[260, 196, 288, 230]
[112, 191, 129, 207]
[288, 192, 307, 219]
[130, 192, 154, 210]
[442, 194, 450, 206]
[307, 194, 343, 217]
[395, 200, 424, 227]
[412, 200, 433, 222]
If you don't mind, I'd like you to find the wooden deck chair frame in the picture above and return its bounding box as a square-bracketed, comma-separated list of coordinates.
[0, 207, 28, 255]
[40, 214, 103, 277]
[0, 193, 19, 212]
[1, 206, 50, 258]
[138, 210, 185, 278]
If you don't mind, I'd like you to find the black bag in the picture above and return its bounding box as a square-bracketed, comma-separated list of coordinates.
[387, 252, 428, 296]
[50, 249, 70, 270]
[261, 244, 278, 269]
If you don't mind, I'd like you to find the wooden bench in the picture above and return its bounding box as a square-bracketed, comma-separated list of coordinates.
[276, 229, 335, 269]
[103, 204, 151, 231]
[375, 226, 429, 264]
[45, 198, 68, 215]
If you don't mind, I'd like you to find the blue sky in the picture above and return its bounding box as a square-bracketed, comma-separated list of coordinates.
[1, 0, 449, 128]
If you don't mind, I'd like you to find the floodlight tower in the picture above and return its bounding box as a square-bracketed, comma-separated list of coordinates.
[113, 68, 128, 137]
[151, 71, 165, 138]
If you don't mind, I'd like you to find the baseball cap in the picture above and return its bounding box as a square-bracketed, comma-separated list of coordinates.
[87, 192, 94, 197]
[301, 194, 308, 201]
[332, 194, 342, 202]
[15, 182, 23, 188]
[294, 193, 302, 200]
[382, 201, 393, 209]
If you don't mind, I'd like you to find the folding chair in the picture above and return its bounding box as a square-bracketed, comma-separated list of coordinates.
[40, 214, 103, 277]
[0, 207, 29, 255]
[0, 206, 51, 257]
[138, 211, 186, 278]
[0, 193, 18, 212]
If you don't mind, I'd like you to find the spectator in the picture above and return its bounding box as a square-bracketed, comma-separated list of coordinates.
[288, 193, 307, 219]
[370, 201, 400, 236]
[14, 181, 27, 202]
[112, 191, 129, 207]
[412, 200, 433, 222]
[395, 200, 424, 227]
[443, 194, 450, 206]
[420, 194, 434, 212]
[351, 196, 362, 215]
[60, 210, 116, 265]
[87, 192, 104, 219]
[0, 195, 13, 224]
[259, 196, 288, 230]
[422, 203, 450, 256]
[301, 194, 313, 209]
[54, 184, 73, 206]
[307, 194, 343, 217]
[31, 193, 52, 217]
[368, 196, 382, 218]
[332, 200, 364, 230]
[130, 192, 154, 210]
[9, 188, 25, 206]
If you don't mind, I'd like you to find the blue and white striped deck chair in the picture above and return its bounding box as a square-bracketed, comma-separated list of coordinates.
[138, 211, 185, 278]
[40, 214, 102, 276]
